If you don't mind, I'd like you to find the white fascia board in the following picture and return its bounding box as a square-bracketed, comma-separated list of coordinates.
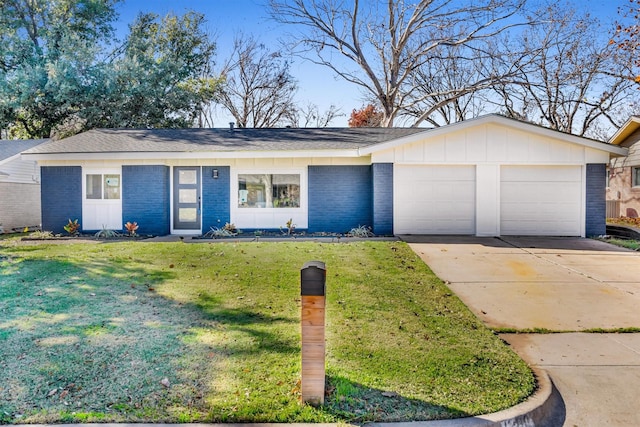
[359, 115, 628, 157]
[21, 149, 363, 162]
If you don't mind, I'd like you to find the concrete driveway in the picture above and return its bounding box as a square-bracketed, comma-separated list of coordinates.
[403, 236, 640, 427]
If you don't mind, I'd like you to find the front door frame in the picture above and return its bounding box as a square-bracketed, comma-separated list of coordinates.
[172, 166, 202, 233]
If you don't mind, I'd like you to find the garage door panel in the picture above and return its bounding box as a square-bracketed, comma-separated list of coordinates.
[501, 165, 581, 181]
[502, 182, 581, 203]
[500, 166, 582, 236]
[395, 165, 476, 234]
[501, 220, 580, 236]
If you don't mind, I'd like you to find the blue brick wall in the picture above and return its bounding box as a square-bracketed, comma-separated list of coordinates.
[372, 163, 394, 235]
[122, 165, 170, 236]
[41, 166, 82, 234]
[202, 166, 231, 232]
[308, 165, 372, 233]
[586, 163, 606, 237]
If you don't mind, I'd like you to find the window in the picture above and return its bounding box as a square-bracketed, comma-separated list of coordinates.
[86, 174, 120, 200]
[634, 167, 640, 187]
[238, 174, 300, 208]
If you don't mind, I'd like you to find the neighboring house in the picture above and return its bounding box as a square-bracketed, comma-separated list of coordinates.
[21, 115, 626, 237]
[607, 116, 640, 218]
[0, 139, 48, 233]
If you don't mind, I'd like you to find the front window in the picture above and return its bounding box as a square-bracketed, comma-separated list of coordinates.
[86, 174, 120, 200]
[238, 174, 300, 208]
[634, 167, 640, 187]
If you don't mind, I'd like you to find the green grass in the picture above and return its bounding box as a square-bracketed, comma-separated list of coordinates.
[0, 239, 535, 424]
[600, 237, 640, 251]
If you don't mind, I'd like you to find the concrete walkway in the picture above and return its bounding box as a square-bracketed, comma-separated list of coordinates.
[404, 236, 640, 427]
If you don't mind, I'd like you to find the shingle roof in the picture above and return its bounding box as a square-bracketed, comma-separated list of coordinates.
[0, 139, 49, 161]
[22, 128, 427, 155]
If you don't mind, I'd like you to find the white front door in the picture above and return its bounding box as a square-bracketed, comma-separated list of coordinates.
[82, 168, 123, 230]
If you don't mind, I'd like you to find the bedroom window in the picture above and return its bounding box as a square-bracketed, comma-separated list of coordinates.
[86, 174, 120, 200]
[238, 174, 300, 208]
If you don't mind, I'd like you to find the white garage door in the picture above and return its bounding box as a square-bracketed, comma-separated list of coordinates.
[395, 165, 476, 234]
[500, 166, 582, 236]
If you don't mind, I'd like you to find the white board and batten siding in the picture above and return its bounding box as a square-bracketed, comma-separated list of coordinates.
[372, 121, 612, 237]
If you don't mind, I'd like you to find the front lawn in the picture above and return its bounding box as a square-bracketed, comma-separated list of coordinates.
[0, 239, 534, 424]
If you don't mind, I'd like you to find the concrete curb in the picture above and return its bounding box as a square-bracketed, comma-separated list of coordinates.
[13, 371, 564, 427]
[365, 369, 564, 427]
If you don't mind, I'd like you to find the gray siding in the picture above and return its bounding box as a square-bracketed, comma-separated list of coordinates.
[0, 182, 41, 232]
[0, 156, 40, 184]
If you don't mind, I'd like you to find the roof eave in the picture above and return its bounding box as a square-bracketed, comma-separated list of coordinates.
[608, 116, 640, 146]
[21, 148, 365, 161]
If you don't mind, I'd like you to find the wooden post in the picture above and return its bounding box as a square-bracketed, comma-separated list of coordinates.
[300, 261, 326, 406]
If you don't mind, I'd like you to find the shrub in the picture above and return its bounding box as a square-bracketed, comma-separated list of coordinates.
[63, 219, 80, 236]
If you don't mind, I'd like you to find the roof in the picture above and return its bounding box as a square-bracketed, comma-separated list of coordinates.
[609, 116, 640, 146]
[22, 127, 425, 155]
[0, 139, 49, 162]
[21, 114, 627, 160]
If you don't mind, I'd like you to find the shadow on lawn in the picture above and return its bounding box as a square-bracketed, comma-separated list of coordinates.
[192, 291, 298, 355]
[0, 254, 213, 422]
[0, 250, 302, 422]
[0, 246, 472, 423]
[321, 374, 469, 423]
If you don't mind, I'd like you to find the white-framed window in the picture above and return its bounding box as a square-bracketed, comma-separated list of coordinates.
[231, 168, 308, 229]
[633, 167, 640, 187]
[237, 174, 301, 208]
[86, 174, 121, 199]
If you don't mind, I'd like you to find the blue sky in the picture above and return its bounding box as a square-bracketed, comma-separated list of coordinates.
[113, 0, 625, 127]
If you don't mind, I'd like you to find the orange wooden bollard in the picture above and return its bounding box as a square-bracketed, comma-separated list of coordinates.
[300, 261, 326, 406]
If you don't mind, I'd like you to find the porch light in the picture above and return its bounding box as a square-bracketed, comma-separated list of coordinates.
[212, 169, 219, 179]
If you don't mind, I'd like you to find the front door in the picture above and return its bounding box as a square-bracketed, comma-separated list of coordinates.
[173, 167, 201, 231]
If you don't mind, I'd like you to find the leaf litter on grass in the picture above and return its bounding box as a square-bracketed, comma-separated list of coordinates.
[0, 240, 535, 423]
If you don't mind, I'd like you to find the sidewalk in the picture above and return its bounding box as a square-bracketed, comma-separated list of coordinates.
[405, 235, 640, 426]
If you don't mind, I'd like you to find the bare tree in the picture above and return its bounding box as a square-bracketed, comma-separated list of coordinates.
[293, 102, 344, 127]
[217, 35, 298, 128]
[402, 42, 522, 126]
[486, 6, 639, 139]
[613, 0, 640, 71]
[270, 0, 532, 127]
